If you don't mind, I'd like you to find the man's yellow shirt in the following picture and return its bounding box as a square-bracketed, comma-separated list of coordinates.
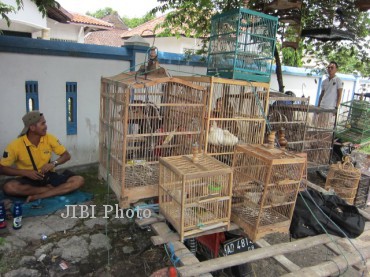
[0, 134, 66, 171]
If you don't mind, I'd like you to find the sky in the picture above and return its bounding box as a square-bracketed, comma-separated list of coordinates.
[56, 0, 161, 18]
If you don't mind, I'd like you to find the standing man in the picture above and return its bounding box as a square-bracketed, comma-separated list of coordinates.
[318, 61, 344, 110]
[0, 111, 84, 202]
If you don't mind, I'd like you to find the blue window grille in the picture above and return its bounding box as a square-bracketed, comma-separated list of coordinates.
[66, 82, 77, 135]
[25, 81, 39, 112]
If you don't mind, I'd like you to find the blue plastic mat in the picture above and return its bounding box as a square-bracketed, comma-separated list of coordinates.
[0, 190, 93, 217]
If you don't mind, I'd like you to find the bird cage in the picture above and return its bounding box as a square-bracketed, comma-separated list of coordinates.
[232, 144, 305, 240]
[325, 158, 361, 205]
[354, 174, 370, 209]
[207, 7, 278, 82]
[159, 152, 233, 242]
[303, 106, 336, 170]
[267, 92, 310, 152]
[177, 76, 270, 166]
[336, 99, 370, 144]
[99, 72, 207, 208]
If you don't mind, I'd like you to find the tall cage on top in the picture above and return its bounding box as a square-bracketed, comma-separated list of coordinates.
[177, 76, 270, 166]
[207, 8, 278, 83]
[99, 71, 207, 208]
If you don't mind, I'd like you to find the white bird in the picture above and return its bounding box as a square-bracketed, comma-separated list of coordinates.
[208, 121, 224, 145]
[222, 129, 238, 146]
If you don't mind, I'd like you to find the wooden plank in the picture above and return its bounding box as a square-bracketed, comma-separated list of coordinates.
[324, 242, 369, 272]
[281, 247, 370, 277]
[135, 214, 165, 228]
[177, 233, 340, 276]
[176, 222, 370, 276]
[168, 242, 213, 277]
[151, 222, 180, 245]
[255, 239, 301, 272]
[151, 222, 240, 246]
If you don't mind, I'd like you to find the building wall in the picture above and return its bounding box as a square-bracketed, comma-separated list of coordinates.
[0, 36, 133, 168]
[140, 37, 202, 54]
[0, 0, 47, 33]
[0, 36, 364, 168]
[46, 18, 84, 42]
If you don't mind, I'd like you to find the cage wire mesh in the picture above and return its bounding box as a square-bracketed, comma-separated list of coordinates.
[267, 93, 310, 152]
[177, 76, 270, 166]
[99, 73, 207, 207]
[303, 106, 336, 170]
[336, 99, 370, 144]
[207, 8, 278, 83]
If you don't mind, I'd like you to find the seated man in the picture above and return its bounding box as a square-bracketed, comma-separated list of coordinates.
[1, 111, 84, 202]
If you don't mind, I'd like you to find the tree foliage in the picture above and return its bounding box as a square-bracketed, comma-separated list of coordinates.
[122, 12, 155, 29]
[86, 7, 155, 29]
[151, 0, 370, 78]
[86, 7, 115, 19]
[0, 0, 59, 26]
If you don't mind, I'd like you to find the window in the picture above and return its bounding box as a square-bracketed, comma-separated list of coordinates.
[66, 82, 77, 135]
[25, 81, 39, 112]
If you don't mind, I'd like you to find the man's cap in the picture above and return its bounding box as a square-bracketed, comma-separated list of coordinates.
[19, 111, 43, 136]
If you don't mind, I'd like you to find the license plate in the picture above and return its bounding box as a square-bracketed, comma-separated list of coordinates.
[222, 237, 255, 256]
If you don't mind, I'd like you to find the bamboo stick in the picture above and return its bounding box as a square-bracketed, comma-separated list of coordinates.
[177, 233, 344, 276]
[281, 248, 370, 277]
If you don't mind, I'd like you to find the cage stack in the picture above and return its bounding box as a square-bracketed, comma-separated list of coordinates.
[336, 99, 370, 144]
[207, 7, 278, 83]
[99, 72, 207, 208]
[267, 92, 310, 152]
[325, 159, 361, 205]
[303, 106, 336, 169]
[177, 76, 270, 166]
[159, 152, 233, 242]
[232, 144, 305, 240]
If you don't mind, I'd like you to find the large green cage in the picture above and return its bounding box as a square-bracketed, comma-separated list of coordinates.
[336, 99, 370, 144]
[207, 8, 278, 83]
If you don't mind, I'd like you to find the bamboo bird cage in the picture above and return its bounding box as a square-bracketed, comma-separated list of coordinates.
[267, 92, 310, 152]
[325, 158, 361, 205]
[159, 152, 233, 242]
[177, 76, 270, 166]
[99, 72, 207, 208]
[303, 106, 336, 170]
[232, 144, 305, 240]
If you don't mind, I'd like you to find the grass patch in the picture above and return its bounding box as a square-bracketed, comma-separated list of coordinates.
[358, 143, 370, 154]
[78, 167, 118, 207]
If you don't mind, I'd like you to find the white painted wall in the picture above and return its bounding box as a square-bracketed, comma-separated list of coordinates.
[0, 0, 46, 31]
[140, 37, 202, 54]
[0, 52, 130, 167]
[46, 19, 83, 42]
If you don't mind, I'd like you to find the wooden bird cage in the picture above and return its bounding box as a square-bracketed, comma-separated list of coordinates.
[207, 8, 278, 83]
[99, 73, 207, 208]
[267, 93, 310, 152]
[303, 106, 336, 170]
[355, 0, 370, 11]
[177, 76, 270, 166]
[232, 144, 305, 241]
[354, 174, 370, 209]
[159, 153, 233, 242]
[263, 0, 302, 12]
[325, 158, 361, 205]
